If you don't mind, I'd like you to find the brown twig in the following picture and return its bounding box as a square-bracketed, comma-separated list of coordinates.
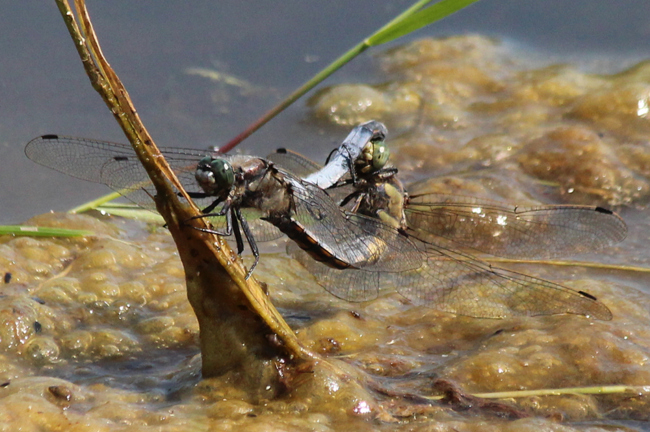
[54, 0, 316, 390]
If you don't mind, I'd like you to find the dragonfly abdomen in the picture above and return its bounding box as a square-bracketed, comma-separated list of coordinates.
[268, 216, 352, 270]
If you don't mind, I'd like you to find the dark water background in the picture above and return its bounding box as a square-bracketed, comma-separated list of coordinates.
[2, 0, 650, 223]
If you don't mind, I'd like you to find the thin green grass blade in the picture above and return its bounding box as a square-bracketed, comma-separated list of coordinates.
[368, 0, 481, 46]
[0, 225, 93, 237]
[96, 203, 166, 224]
[219, 0, 478, 152]
[69, 191, 123, 213]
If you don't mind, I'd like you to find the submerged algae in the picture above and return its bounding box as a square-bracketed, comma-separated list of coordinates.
[312, 35, 650, 207]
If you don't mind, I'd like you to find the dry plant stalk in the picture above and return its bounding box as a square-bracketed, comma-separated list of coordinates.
[54, 0, 317, 399]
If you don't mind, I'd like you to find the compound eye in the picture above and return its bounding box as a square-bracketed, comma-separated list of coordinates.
[198, 156, 212, 163]
[371, 140, 389, 171]
[210, 159, 235, 190]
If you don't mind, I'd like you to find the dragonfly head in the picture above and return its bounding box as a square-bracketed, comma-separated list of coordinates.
[195, 156, 235, 197]
[357, 136, 390, 175]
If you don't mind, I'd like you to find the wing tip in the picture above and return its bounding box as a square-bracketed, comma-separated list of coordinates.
[577, 290, 613, 321]
[588, 306, 614, 321]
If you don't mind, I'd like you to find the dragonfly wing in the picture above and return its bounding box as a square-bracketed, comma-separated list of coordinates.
[406, 193, 627, 259]
[267, 148, 322, 178]
[290, 230, 611, 319]
[207, 208, 284, 242]
[245, 219, 284, 242]
[393, 236, 612, 320]
[288, 243, 380, 302]
[284, 173, 424, 272]
[268, 148, 355, 205]
[26, 135, 140, 184]
[96, 154, 159, 209]
[25, 135, 210, 207]
[25, 135, 286, 244]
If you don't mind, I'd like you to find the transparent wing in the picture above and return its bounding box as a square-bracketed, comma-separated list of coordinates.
[267, 148, 355, 205]
[406, 193, 627, 259]
[288, 243, 382, 302]
[208, 208, 284, 243]
[393, 236, 612, 320]
[25, 135, 210, 207]
[266, 148, 322, 178]
[281, 172, 425, 272]
[289, 232, 612, 320]
[25, 135, 284, 241]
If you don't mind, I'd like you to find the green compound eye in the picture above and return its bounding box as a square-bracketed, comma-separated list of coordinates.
[371, 140, 389, 171]
[210, 158, 235, 190]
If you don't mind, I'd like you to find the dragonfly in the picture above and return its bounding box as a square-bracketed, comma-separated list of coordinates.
[303, 120, 388, 189]
[267, 123, 628, 320]
[24, 131, 423, 280]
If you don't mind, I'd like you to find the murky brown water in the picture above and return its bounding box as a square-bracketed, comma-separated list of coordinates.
[2, 36, 650, 431]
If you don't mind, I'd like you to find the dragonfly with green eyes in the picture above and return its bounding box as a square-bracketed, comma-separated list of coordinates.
[24, 122, 417, 281]
[268, 122, 627, 320]
[25, 122, 626, 319]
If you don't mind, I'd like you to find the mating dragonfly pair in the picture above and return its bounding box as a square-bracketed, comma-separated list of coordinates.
[25, 122, 627, 319]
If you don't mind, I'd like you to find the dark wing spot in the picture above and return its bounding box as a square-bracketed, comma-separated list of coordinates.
[578, 290, 598, 301]
[41, 134, 59, 140]
[113, 156, 129, 161]
[595, 207, 613, 215]
[275, 148, 288, 154]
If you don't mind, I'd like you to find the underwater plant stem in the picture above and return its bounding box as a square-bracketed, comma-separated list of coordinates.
[428, 384, 649, 400]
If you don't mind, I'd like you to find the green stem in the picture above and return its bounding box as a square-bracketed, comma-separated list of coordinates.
[218, 0, 435, 153]
[69, 191, 123, 213]
[218, 42, 368, 153]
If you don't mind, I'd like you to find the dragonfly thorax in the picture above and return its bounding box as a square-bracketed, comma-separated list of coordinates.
[241, 166, 293, 216]
[355, 175, 408, 230]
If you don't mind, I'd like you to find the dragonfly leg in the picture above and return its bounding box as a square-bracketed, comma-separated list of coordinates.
[183, 191, 225, 213]
[339, 189, 362, 208]
[327, 177, 353, 189]
[186, 191, 209, 199]
[188, 203, 234, 237]
[341, 143, 359, 185]
[235, 208, 259, 280]
[185, 197, 227, 222]
[374, 167, 398, 179]
[200, 197, 225, 215]
[230, 209, 245, 254]
[324, 143, 358, 184]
